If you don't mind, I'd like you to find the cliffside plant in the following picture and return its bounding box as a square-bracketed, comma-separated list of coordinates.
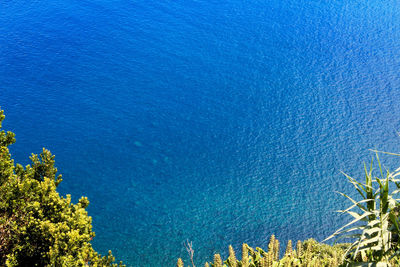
[176, 237, 346, 267]
[324, 154, 400, 265]
[0, 109, 123, 266]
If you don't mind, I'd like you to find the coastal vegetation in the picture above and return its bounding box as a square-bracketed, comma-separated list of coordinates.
[2, 105, 400, 267]
[177, 156, 400, 266]
[177, 237, 348, 267]
[323, 155, 400, 264]
[0, 109, 124, 266]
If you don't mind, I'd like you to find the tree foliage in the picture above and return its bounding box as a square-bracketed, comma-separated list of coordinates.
[0, 109, 124, 266]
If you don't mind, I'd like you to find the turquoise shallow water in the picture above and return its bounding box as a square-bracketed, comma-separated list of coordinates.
[2, 0, 400, 266]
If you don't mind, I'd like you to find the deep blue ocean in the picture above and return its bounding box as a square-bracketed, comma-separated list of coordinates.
[2, 0, 400, 266]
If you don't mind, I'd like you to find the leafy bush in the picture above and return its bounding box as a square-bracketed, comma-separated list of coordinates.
[0, 109, 124, 266]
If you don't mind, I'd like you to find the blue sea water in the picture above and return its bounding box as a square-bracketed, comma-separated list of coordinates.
[2, 0, 400, 265]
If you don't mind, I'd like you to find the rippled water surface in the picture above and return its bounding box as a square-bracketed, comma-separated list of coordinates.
[2, 0, 400, 266]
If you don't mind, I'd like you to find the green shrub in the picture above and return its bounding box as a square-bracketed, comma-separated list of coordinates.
[0, 109, 124, 266]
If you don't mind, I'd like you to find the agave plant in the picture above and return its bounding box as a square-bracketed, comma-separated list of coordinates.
[324, 153, 400, 264]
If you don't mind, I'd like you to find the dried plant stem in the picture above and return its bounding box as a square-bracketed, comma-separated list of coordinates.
[184, 240, 196, 267]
